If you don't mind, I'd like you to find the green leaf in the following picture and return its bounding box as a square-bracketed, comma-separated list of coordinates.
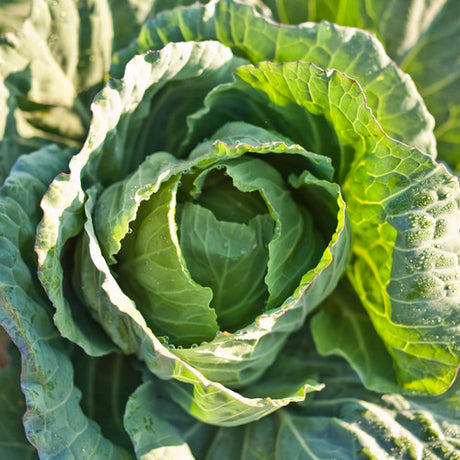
[262, 0, 409, 44]
[0, 145, 130, 458]
[108, 0, 155, 51]
[71, 348, 142, 454]
[36, 179, 118, 357]
[117, 176, 219, 347]
[263, 0, 460, 172]
[219, 328, 460, 460]
[311, 279, 400, 393]
[178, 203, 273, 333]
[112, 0, 436, 160]
[188, 121, 335, 181]
[124, 380, 197, 460]
[396, 0, 460, 172]
[0, 0, 30, 35]
[0, 0, 113, 184]
[71, 188, 141, 355]
[162, 332, 460, 459]
[0, 344, 38, 459]
[289, 356, 460, 459]
[108, 0, 271, 53]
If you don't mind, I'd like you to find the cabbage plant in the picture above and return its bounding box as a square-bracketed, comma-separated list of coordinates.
[0, 0, 459, 458]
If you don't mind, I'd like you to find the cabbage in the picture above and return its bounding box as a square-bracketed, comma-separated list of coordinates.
[0, 1, 458, 458]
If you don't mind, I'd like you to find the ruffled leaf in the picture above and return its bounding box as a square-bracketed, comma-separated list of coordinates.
[0, 145, 131, 458]
[0, 344, 38, 459]
[112, 0, 436, 160]
[0, 0, 113, 184]
[264, 0, 460, 172]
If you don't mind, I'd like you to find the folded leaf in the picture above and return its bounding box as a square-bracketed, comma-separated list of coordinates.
[1, 2, 458, 457]
[0, 0, 113, 184]
[136, 333, 460, 459]
[264, 0, 460, 172]
[124, 380, 196, 460]
[0, 145, 131, 458]
[112, 0, 436, 160]
[0, 344, 38, 459]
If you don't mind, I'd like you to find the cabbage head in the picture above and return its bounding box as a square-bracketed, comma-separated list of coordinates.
[0, 1, 459, 458]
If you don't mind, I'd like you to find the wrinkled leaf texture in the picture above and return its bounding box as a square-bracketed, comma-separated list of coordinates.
[0, 0, 458, 458]
[109, 0, 459, 395]
[263, 0, 460, 172]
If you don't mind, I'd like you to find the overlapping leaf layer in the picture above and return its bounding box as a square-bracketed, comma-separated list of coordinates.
[0, 1, 458, 458]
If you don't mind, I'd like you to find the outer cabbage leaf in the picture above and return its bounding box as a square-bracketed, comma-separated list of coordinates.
[0, 344, 38, 459]
[0, 0, 113, 185]
[0, 145, 132, 458]
[108, 0, 225, 51]
[397, 0, 460, 172]
[200, 386, 460, 459]
[0, 0, 30, 35]
[70, 348, 143, 456]
[124, 380, 197, 460]
[108, 0, 156, 51]
[262, 0, 460, 172]
[108, 0, 272, 50]
[202, 363, 460, 459]
[311, 278, 401, 394]
[122, 332, 460, 459]
[111, 0, 437, 162]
